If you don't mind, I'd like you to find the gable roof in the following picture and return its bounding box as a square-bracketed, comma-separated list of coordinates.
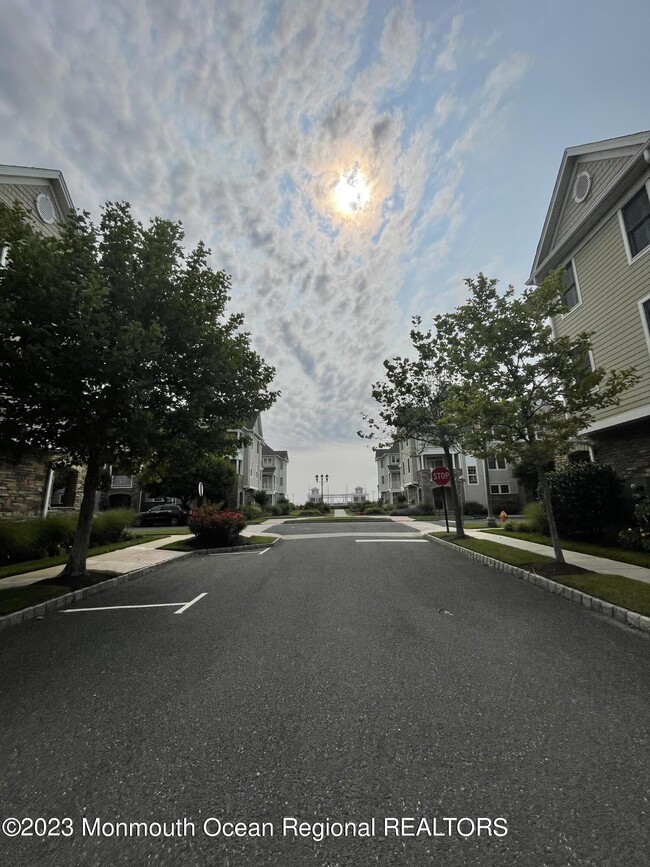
[0, 164, 75, 218]
[528, 131, 650, 284]
[262, 444, 289, 460]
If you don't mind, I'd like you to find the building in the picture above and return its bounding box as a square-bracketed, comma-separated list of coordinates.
[0, 164, 85, 519]
[231, 415, 289, 507]
[528, 131, 650, 494]
[376, 438, 521, 513]
[261, 445, 289, 505]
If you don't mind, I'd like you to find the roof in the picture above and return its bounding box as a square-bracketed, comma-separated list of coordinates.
[528, 131, 650, 284]
[374, 443, 400, 459]
[262, 444, 289, 460]
[0, 164, 75, 218]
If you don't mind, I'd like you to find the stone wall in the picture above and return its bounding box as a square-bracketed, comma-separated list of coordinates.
[590, 420, 650, 499]
[0, 453, 50, 518]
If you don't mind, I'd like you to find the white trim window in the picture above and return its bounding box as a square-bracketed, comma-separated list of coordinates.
[467, 465, 478, 485]
[639, 293, 650, 356]
[490, 484, 511, 494]
[487, 457, 507, 470]
[619, 180, 650, 264]
[561, 260, 581, 312]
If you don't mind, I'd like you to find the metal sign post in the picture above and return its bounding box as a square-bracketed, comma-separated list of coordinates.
[431, 467, 452, 533]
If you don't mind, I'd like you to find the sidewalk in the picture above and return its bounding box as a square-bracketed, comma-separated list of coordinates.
[0, 536, 188, 590]
[419, 521, 650, 585]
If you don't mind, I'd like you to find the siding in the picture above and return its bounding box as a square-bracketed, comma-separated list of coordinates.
[0, 181, 63, 238]
[554, 213, 650, 422]
[552, 155, 633, 249]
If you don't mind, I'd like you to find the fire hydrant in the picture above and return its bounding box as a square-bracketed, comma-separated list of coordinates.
[499, 510, 508, 525]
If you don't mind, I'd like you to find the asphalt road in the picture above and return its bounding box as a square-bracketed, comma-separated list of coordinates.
[1, 525, 649, 866]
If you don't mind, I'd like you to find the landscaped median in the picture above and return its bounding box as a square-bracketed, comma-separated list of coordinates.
[427, 532, 650, 631]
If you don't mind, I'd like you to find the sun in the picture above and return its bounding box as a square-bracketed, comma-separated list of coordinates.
[333, 165, 370, 214]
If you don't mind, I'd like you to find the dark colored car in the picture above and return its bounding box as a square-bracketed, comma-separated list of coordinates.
[135, 504, 190, 527]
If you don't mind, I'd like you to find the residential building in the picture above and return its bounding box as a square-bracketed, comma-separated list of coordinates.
[0, 164, 84, 519]
[261, 445, 289, 505]
[528, 131, 650, 495]
[232, 414, 289, 507]
[376, 438, 521, 513]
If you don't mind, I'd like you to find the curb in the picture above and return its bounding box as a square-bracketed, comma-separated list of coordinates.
[0, 539, 279, 632]
[425, 534, 650, 635]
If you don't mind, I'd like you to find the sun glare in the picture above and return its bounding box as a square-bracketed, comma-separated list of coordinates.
[334, 166, 370, 214]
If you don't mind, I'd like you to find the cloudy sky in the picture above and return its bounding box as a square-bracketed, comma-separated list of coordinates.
[2, 0, 649, 502]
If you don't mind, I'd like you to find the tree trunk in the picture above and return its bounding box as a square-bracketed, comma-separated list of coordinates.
[483, 446, 496, 528]
[537, 464, 565, 564]
[60, 455, 102, 582]
[443, 444, 465, 539]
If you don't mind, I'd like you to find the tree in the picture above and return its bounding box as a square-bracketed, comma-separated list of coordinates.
[422, 271, 637, 562]
[360, 353, 467, 538]
[0, 201, 278, 581]
[139, 444, 238, 509]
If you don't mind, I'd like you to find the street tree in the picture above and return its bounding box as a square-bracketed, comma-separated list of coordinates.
[360, 353, 467, 538]
[419, 271, 637, 563]
[0, 201, 278, 580]
[139, 443, 238, 510]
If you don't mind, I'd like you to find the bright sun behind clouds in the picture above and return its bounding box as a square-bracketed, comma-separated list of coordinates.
[333, 164, 370, 214]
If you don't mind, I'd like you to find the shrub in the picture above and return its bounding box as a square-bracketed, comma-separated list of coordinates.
[363, 507, 385, 515]
[541, 462, 628, 542]
[618, 502, 650, 552]
[0, 519, 43, 565]
[188, 504, 247, 546]
[463, 501, 487, 516]
[522, 501, 549, 535]
[276, 499, 293, 515]
[36, 512, 78, 555]
[491, 498, 521, 516]
[241, 504, 263, 520]
[298, 509, 320, 517]
[90, 509, 134, 546]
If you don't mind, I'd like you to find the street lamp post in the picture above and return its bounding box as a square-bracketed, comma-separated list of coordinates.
[315, 473, 328, 504]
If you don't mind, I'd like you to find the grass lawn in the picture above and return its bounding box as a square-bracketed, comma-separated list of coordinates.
[283, 516, 392, 523]
[480, 529, 650, 569]
[0, 534, 169, 581]
[159, 535, 277, 552]
[0, 570, 120, 616]
[430, 533, 650, 617]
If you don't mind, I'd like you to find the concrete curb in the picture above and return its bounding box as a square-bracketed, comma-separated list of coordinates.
[425, 533, 650, 635]
[0, 540, 279, 632]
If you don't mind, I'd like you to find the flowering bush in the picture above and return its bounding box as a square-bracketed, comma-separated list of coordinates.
[618, 502, 650, 552]
[188, 504, 247, 547]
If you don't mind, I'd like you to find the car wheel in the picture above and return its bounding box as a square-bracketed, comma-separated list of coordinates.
[170, 517, 178, 526]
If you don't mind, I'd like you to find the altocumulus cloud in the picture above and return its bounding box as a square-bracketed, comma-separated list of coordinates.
[0, 0, 529, 495]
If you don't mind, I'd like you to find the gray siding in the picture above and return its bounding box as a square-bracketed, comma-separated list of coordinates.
[0, 181, 64, 238]
[552, 155, 633, 249]
[554, 213, 650, 422]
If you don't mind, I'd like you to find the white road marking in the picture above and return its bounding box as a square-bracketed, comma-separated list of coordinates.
[258, 547, 270, 555]
[64, 603, 182, 612]
[355, 539, 426, 543]
[174, 592, 207, 614]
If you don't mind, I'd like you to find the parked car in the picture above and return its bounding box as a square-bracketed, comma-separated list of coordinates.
[135, 504, 190, 527]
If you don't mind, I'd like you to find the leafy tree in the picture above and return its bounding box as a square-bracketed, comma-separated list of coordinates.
[360, 353, 467, 538]
[254, 490, 269, 509]
[0, 201, 277, 581]
[140, 444, 238, 509]
[423, 271, 637, 562]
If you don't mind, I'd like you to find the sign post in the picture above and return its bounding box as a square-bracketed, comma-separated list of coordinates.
[431, 467, 452, 533]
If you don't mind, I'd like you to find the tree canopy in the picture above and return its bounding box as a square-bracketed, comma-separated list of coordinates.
[0, 200, 278, 577]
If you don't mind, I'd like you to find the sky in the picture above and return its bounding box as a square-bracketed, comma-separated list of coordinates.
[2, 0, 650, 503]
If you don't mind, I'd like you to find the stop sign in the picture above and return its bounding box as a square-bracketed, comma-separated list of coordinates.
[431, 466, 451, 486]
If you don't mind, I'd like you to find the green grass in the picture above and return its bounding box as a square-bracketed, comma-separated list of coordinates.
[159, 535, 276, 552]
[0, 570, 121, 616]
[430, 533, 650, 617]
[0, 534, 169, 580]
[481, 529, 650, 569]
[283, 516, 392, 523]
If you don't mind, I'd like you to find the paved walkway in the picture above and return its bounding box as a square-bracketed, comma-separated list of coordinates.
[3, 516, 649, 589]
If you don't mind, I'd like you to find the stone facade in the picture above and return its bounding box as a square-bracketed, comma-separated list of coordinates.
[0, 453, 50, 518]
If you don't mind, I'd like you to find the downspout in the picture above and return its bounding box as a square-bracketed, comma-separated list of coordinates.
[41, 465, 55, 518]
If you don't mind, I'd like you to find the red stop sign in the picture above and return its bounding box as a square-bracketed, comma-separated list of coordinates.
[431, 466, 451, 486]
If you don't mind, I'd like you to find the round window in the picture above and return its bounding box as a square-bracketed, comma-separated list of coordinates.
[573, 171, 591, 204]
[35, 192, 56, 224]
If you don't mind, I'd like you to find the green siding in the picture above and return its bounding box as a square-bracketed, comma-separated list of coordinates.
[555, 213, 650, 423]
[0, 181, 63, 238]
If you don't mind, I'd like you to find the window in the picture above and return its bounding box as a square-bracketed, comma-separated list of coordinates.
[640, 294, 650, 355]
[467, 465, 478, 485]
[569, 344, 594, 383]
[621, 184, 650, 259]
[0, 245, 8, 268]
[487, 457, 507, 470]
[561, 262, 580, 310]
[490, 484, 510, 494]
[381, 475, 385, 485]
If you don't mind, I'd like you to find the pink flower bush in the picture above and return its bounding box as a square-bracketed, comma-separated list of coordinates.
[188, 504, 247, 547]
